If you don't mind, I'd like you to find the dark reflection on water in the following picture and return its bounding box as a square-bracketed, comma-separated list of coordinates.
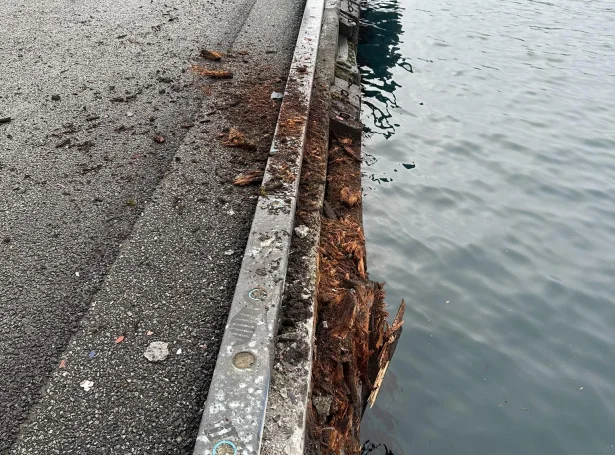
[359, 0, 615, 454]
[358, 0, 410, 139]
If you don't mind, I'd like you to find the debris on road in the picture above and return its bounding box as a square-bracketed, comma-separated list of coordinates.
[200, 49, 223, 61]
[144, 341, 169, 362]
[190, 65, 233, 79]
[233, 169, 264, 186]
[153, 135, 166, 143]
[224, 250, 234, 256]
[0, 117, 11, 124]
[270, 91, 284, 100]
[59, 360, 66, 369]
[115, 335, 125, 344]
[79, 380, 94, 391]
[222, 128, 255, 149]
[51, 94, 61, 101]
[73, 140, 95, 152]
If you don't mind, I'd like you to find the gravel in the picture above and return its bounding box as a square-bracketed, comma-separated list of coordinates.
[1, 0, 305, 452]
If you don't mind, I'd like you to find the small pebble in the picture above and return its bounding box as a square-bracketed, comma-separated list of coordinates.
[80, 380, 94, 391]
[144, 341, 169, 362]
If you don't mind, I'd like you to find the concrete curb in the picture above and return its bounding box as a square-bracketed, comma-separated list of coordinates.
[192, 0, 326, 453]
[259, 0, 341, 453]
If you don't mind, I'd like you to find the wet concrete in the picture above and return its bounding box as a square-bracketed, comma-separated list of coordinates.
[0, 0, 304, 452]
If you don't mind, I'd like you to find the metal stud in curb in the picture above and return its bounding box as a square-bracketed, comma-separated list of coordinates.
[192, 0, 326, 453]
[212, 441, 237, 455]
[233, 352, 256, 369]
[247, 287, 267, 302]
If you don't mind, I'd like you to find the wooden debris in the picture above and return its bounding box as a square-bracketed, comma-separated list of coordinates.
[190, 64, 233, 79]
[200, 49, 223, 61]
[233, 169, 264, 186]
[222, 128, 256, 149]
[340, 187, 361, 207]
[308, 135, 405, 455]
[332, 131, 362, 162]
[367, 300, 405, 409]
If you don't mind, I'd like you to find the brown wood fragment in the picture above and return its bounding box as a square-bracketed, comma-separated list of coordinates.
[332, 131, 362, 162]
[222, 128, 256, 149]
[367, 299, 405, 409]
[190, 64, 233, 79]
[200, 49, 223, 61]
[233, 169, 264, 186]
[308, 134, 405, 455]
[340, 187, 361, 207]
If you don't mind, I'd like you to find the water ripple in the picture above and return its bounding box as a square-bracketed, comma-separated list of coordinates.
[359, 0, 615, 453]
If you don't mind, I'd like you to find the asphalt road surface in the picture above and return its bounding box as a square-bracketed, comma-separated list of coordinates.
[0, 0, 304, 452]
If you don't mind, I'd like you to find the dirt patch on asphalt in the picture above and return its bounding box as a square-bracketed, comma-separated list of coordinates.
[190, 51, 288, 189]
[191, 51, 286, 178]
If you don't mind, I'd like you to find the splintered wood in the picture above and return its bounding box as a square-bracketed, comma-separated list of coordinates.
[309, 136, 405, 455]
[200, 49, 223, 61]
[233, 169, 264, 186]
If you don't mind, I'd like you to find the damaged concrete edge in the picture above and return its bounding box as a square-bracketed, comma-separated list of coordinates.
[259, 0, 341, 454]
[192, 0, 326, 454]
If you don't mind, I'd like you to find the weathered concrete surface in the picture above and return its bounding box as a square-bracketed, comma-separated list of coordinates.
[192, 0, 325, 453]
[0, 0, 305, 453]
[261, 0, 340, 453]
